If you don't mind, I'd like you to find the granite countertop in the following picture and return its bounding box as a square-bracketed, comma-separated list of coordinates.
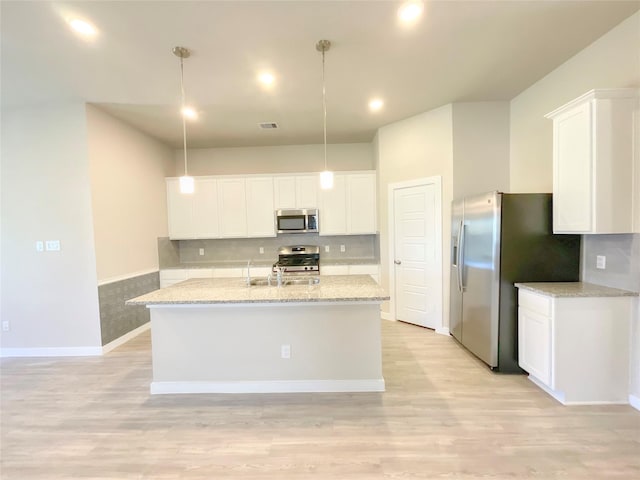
[127, 275, 389, 305]
[515, 282, 639, 298]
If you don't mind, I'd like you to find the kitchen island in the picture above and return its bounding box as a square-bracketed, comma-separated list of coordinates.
[127, 275, 389, 394]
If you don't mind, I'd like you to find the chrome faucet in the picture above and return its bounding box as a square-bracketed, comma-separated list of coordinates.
[268, 262, 284, 287]
[246, 260, 252, 287]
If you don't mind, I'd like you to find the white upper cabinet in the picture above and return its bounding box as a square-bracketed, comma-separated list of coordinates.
[546, 89, 637, 234]
[166, 170, 376, 239]
[319, 171, 377, 235]
[274, 175, 318, 209]
[167, 177, 219, 240]
[246, 177, 276, 237]
[217, 178, 248, 238]
[319, 174, 348, 235]
[347, 173, 377, 234]
[295, 175, 319, 209]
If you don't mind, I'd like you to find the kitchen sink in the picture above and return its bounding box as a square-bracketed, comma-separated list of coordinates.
[248, 276, 320, 287]
[284, 277, 320, 286]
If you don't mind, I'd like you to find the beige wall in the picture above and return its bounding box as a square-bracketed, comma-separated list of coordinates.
[87, 106, 174, 282]
[376, 105, 454, 320]
[176, 143, 374, 176]
[509, 11, 640, 404]
[452, 102, 510, 199]
[509, 12, 640, 193]
[0, 104, 102, 350]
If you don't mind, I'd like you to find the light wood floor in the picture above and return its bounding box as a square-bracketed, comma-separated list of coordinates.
[1, 320, 639, 479]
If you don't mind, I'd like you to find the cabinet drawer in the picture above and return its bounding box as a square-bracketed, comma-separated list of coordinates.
[518, 290, 551, 316]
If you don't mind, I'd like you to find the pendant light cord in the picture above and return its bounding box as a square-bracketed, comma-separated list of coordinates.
[179, 56, 188, 177]
[322, 49, 327, 171]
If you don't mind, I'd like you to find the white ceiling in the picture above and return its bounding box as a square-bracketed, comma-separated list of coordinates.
[2, 1, 638, 148]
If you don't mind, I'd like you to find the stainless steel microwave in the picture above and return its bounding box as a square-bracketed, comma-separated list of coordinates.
[275, 209, 319, 234]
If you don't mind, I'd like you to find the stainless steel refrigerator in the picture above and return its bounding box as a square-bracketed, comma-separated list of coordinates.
[450, 192, 580, 372]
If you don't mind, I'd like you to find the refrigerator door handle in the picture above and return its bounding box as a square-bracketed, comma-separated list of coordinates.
[458, 221, 465, 292]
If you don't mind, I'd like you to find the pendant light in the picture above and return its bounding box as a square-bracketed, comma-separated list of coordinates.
[173, 46, 194, 194]
[316, 39, 333, 190]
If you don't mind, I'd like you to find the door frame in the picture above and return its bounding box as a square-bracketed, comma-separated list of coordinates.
[388, 176, 443, 330]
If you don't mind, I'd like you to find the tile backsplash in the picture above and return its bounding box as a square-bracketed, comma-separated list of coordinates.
[158, 234, 379, 268]
[581, 233, 640, 292]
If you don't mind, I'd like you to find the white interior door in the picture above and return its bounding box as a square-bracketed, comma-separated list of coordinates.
[392, 180, 441, 329]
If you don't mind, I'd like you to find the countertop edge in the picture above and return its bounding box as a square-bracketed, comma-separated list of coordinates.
[515, 282, 639, 298]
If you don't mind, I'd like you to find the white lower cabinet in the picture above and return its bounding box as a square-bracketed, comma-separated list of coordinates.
[517, 288, 632, 405]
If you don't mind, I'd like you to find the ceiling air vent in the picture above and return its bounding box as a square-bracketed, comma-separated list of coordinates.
[259, 122, 279, 129]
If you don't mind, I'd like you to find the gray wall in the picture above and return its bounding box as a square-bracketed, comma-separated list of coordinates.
[98, 272, 159, 345]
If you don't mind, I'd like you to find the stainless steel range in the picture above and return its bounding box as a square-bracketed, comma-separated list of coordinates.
[275, 245, 320, 275]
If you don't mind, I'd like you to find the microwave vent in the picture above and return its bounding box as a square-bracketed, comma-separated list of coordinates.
[259, 122, 279, 129]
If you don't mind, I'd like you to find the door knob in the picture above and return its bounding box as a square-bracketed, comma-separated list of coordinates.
[394, 260, 402, 265]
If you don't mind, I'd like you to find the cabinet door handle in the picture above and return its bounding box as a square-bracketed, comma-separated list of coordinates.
[394, 260, 402, 265]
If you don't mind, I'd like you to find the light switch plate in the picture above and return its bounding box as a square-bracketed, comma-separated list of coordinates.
[596, 255, 606, 269]
[259, 247, 264, 254]
[324, 245, 330, 253]
[36, 241, 44, 252]
[340, 245, 346, 253]
[199, 248, 205, 256]
[281, 344, 291, 359]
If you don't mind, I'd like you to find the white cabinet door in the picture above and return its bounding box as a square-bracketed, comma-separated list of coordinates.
[218, 178, 247, 238]
[192, 178, 220, 238]
[296, 175, 319, 209]
[546, 89, 636, 234]
[246, 177, 276, 237]
[319, 174, 347, 235]
[552, 103, 593, 233]
[274, 176, 297, 209]
[167, 178, 195, 239]
[518, 306, 552, 386]
[347, 173, 377, 234]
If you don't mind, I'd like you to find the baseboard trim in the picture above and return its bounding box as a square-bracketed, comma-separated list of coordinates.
[380, 312, 395, 321]
[150, 378, 386, 395]
[102, 322, 150, 354]
[0, 346, 103, 358]
[629, 394, 640, 411]
[435, 327, 450, 336]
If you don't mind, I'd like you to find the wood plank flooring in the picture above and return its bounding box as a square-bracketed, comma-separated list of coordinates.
[1, 320, 639, 479]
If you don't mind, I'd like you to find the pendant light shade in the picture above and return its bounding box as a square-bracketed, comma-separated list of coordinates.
[173, 46, 194, 195]
[317, 39, 333, 190]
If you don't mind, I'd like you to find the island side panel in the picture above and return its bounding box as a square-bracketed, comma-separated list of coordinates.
[148, 302, 384, 393]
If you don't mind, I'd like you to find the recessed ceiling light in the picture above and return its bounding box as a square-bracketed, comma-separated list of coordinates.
[398, 1, 423, 23]
[69, 18, 97, 37]
[181, 107, 198, 120]
[369, 99, 384, 112]
[258, 72, 275, 86]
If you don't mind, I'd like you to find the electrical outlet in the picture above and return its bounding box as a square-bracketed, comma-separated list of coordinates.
[340, 245, 346, 253]
[596, 255, 606, 269]
[36, 241, 44, 252]
[45, 240, 60, 251]
[199, 248, 205, 256]
[259, 247, 264, 254]
[324, 245, 330, 253]
[2, 321, 9, 332]
[281, 344, 291, 359]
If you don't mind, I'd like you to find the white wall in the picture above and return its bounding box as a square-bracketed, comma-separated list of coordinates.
[376, 105, 454, 321]
[509, 12, 640, 405]
[452, 102, 510, 199]
[0, 104, 102, 350]
[87, 105, 174, 282]
[510, 12, 640, 193]
[177, 143, 374, 176]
